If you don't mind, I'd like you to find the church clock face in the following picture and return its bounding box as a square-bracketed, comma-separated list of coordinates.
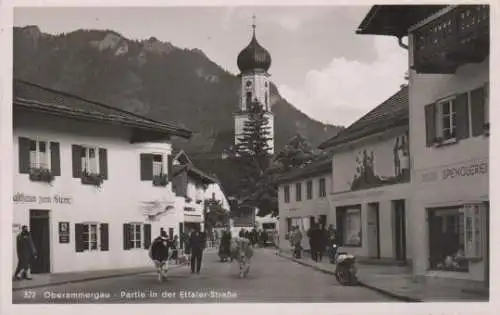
[245, 80, 252, 87]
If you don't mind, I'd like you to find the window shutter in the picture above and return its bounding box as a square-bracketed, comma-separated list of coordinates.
[455, 93, 470, 140]
[50, 142, 61, 176]
[470, 86, 486, 137]
[123, 224, 131, 250]
[75, 224, 85, 252]
[167, 155, 174, 181]
[18, 137, 31, 174]
[143, 224, 152, 249]
[100, 223, 109, 251]
[424, 103, 436, 147]
[72, 145, 83, 178]
[336, 210, 345, 245]
[140, 154, 153, 181]
[99, 148, 108, 180]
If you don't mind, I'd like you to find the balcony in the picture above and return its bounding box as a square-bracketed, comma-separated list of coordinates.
[412, 5, 489, 74]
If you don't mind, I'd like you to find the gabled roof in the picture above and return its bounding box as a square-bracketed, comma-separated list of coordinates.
[276, 155, 332, 185]
[13, 79, 192, 139]
[356, 5, 448, 37]
[318, 86, 408, 150]
[173, 149, 193, 165]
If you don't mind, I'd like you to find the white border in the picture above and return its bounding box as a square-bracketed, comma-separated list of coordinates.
[1, 1, 498, 315]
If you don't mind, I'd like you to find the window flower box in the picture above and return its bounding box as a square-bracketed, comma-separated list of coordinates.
[81, 172, 105, 187]
[152, 174, 168, 187]
[29, 168, 54, 183]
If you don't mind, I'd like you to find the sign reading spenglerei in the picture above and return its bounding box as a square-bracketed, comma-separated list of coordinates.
[420, 159, 488, 183]
[13, 193, 72, 204]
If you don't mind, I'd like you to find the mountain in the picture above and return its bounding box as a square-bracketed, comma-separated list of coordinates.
[13, 26, 343, 153]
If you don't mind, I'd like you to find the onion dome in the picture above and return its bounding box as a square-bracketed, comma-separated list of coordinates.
[237, 22, 271, 73]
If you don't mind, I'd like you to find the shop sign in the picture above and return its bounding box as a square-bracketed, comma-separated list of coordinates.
[420, 159, 488, 183]
[13, 193, 72, 205]
[59, 222, 70, 243]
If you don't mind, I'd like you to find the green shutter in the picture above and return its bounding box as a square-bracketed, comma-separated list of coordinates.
[455, 93, 470, 140]
[424, 103, 436, 147]
[100, 223, 109, 251]
[72, 145, 83, 178]
[99, 148, 108, 180]
[75, 224, 85, 252]
[18, 137, 31, 174]
[470, 86, 486, 137]
[50, 142, 61, 176]
[140, 154, 153, 181]
[143, 224, 152, 249]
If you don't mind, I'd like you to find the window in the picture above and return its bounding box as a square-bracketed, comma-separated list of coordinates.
[246, 92, 252, 109]
[129, 224, 142, 249]
[75, 223, 108, 252]
[81, 146, 100, 175]
[428, 203, 486, 272]
[140, 153, 171, 186]
[319, 178, 326, 198]
[19, 137, 61, 178]
[284, 185, 290, 203]
[437, 98, 457, 141]
[295, 183, 302, 202]
[124, 223, 151, 250]
[152, 154, 164, 176]
[306, 180, 313, 200]
[336, 206, 362, 247]
[425, 85, 489, 147]
[29, 140, 50, 170]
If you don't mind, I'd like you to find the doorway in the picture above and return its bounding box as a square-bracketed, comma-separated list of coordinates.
[393, 200, 407, 262]
[367, 203, 380, 259]
[29, 210, 51, 274]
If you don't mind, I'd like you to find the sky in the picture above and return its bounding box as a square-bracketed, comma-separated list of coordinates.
[13, 6, 408, 127]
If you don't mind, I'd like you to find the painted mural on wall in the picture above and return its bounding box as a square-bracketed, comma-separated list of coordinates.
[349, 132, 410, 191]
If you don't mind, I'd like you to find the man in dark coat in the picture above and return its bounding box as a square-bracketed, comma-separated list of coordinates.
[13, 225, 37, 281]
[189, 227, 206, 274]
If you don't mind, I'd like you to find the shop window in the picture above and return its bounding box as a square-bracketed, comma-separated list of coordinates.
[123, 223, 151, 250]
[427, 204, 485, 272]
[306, 180, 313, 200]
[284, 185, 290, 203]
[319, 178, 326, 198]
[75, 223, 109, 252]
[336, 206, 362, 247]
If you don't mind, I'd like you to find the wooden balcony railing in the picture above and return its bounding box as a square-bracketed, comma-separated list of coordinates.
[412, 5, 489, 74]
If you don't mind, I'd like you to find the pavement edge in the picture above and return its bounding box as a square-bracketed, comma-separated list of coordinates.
[12, 265, 183, 291]
[276, 251, 422, 303]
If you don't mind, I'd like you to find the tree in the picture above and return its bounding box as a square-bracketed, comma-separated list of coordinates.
[230, 101, 277, 217]
[274, 133, 323, 172]
[203, 198, 230, 237]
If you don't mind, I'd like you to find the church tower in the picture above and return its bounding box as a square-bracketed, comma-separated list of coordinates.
[235, 16, 274, 154]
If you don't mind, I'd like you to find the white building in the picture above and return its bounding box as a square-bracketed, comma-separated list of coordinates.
[357, 5, 489, 289]
[319, 87, 411, 262]
[12, 80, 191, 274]
[277, 159, 333, 251]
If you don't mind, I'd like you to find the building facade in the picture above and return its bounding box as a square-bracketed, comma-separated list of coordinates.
[12, 80, 191, 274]
[357, 5, 490, 287]
[319, 87, 411, 262]
[277, 159, 332, 251]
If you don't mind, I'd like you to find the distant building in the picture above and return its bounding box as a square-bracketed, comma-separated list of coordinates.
[12, 80, 191, 274]
[357, 5, 489, 289]
[277, 158, 333, 251]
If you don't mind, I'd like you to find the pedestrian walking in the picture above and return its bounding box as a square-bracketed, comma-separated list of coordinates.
[189, 227, 205, 274]
[307, 224, 317, 262]
[171, 235, 179, 264]
[292, 226, 303, 259]
[327, 225, 338, 263]
[149, 229, 171, 282]
[183, 230, 192, 266]
[13, 225, 37, 281]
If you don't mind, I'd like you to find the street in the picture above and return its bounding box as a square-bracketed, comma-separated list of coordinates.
[13, 248, 396, 303]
